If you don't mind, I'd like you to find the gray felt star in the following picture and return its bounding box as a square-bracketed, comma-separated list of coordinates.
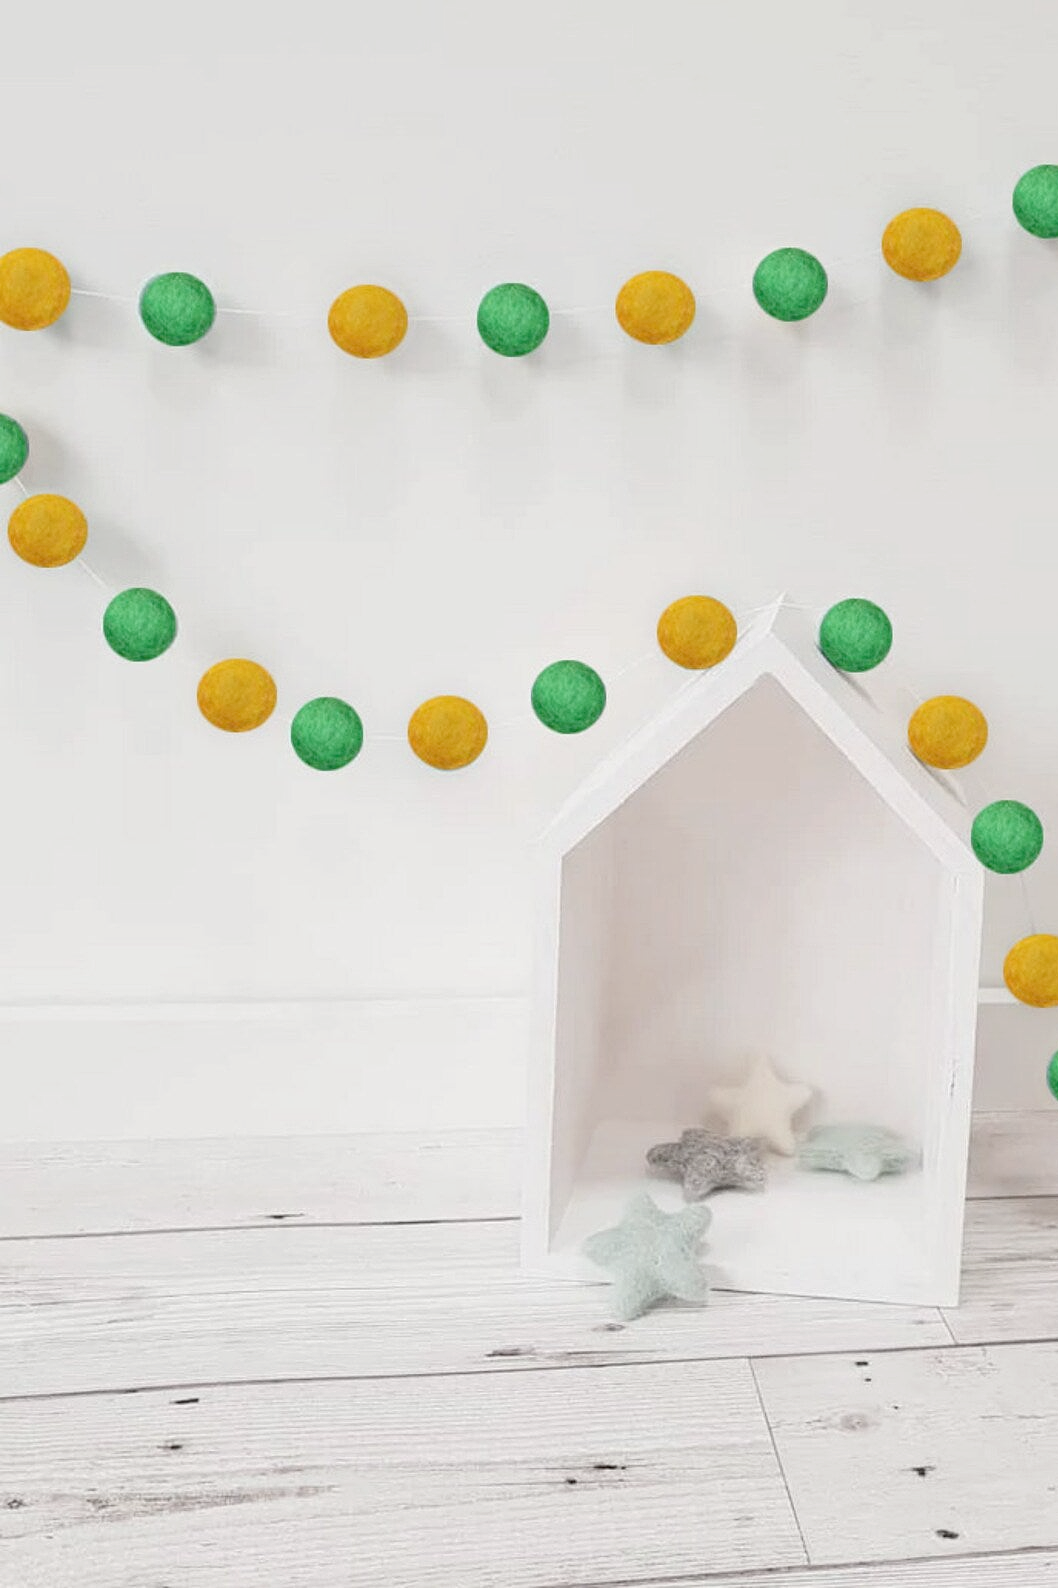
[646, 1128, 767, 1200]
[582, 1193, 712, 1320]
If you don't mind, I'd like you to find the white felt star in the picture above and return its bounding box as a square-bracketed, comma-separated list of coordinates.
[708, 1058, 812, 1156]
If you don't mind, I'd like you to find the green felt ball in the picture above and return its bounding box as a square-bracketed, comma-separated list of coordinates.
[1047, 1052, 1058, 1102]
[103, 588, 178, 661]
[1013, 166, 1058, 238]
[818, 598, 893, 673]
[291, 696, 364, 770]
[531, 660, 606, 734]
[0, 413, 28, 484]
[753, 248, 828, 322]
[139, 272, 216, 346]
[971, 800, 1044, 874]
[477, 283, 549, 356]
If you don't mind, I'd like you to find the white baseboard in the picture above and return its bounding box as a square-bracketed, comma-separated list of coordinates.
[0, 996, 528, 1142]
[0, 992, 1053, 1145]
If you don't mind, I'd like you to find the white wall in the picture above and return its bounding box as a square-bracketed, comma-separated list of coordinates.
[2, 0, 1058, 1136]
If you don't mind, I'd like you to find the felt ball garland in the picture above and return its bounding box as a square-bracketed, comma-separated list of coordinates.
[291, 696, 364, 769]
[616, 271, 696, 344]
[8, 493, 87, 567]
[477, 283, 550, 356]
[139, 272, 216, 346]
[1047, 1053, 1058, 1103]
[0, 247, 70, 330]
[0, 181, 1048, 352]
[818, 598, 893, 673]
[0, 414, 29, 484]
[4, 212, 1058, 1035]
[971, 800, 1043, 875]
[752, 248, 828, 322]
[103, 588, 177, 661]
[328, 285, 408, 358]
[531, 660, 606, 734]
[882, 208, 962, 281]
[1013, 166, 1058, 239]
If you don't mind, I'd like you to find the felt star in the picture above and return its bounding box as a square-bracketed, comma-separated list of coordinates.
[582, 1193, 712, 1321]
[796, 1123, 919, 1182]
[646, 1128, 767, 1200]
[708, 1058, 812, 1156]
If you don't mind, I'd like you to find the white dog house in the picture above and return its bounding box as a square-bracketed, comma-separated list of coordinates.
[523, 603, 984, 1307]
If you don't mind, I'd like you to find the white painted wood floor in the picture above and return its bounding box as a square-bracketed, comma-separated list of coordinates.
[2, 1115, 1058, 1587]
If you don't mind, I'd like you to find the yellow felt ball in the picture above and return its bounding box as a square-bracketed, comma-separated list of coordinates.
[1004, 934, 1058, 1007]
[0, 247, 71, 330]
[657, 595, 737, 669]
[328, 285, 408, 358]
[408, 695, 488, 770]
[8, 494, 87, 566]
[197, 659, 277, 733]
[615, 271, 696, 345]
[908, 695, 988, 769]
[881, 209, 962, 281]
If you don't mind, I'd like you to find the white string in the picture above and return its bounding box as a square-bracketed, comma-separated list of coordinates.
[71, 293, 632, 327]
[550, 306, 611, 317]
[215, 306, 312, 320]
[70, 288, 136, 304]
[606, 650, 654, 684]
[70, 288, 625, 323]
[77, 558, 111, 592]
[72, 288, 315, 322]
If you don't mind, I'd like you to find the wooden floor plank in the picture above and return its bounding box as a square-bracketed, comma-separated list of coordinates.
[0, 1110, 1049, 1243]
[754, 1341, 1058, 1566]
[0, 1130, 521, 1237]
[944, 1197, 1058, 1344]
[0, 1360, 805, 1588]
[608, 1554, 1058, 1586]
[0, 1218, 949, 1399]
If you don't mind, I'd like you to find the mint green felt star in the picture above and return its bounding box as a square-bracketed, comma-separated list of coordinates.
[796, 1123, 918, 1181]
[582, 1193, 712, 1320]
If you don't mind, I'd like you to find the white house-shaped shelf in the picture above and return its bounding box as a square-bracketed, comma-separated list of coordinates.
[523, 603, 983, 1307]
